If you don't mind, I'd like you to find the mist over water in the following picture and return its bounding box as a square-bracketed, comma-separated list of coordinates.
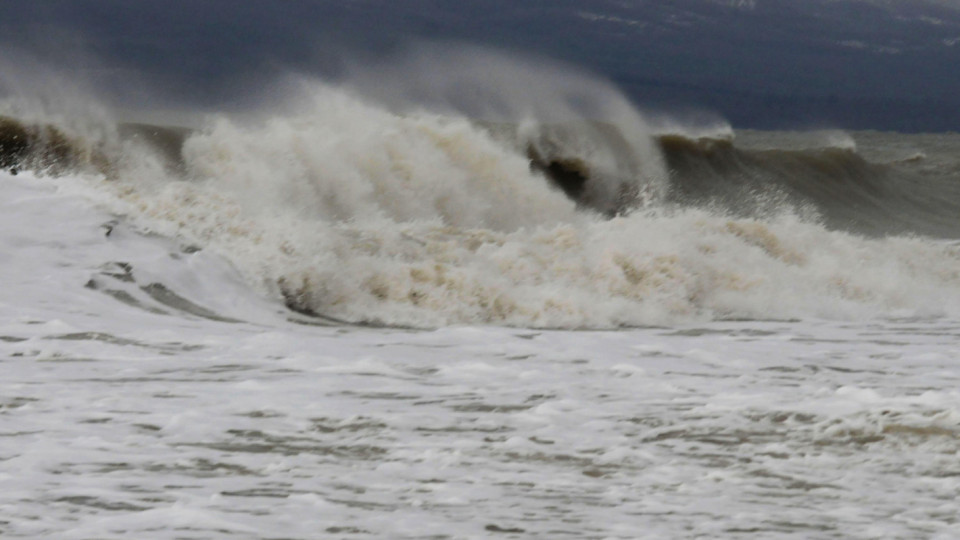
[330, 45, 671, 211]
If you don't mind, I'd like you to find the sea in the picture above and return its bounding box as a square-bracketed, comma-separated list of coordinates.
[2, 59, 960, 539]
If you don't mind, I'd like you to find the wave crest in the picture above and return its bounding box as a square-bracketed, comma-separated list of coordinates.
[4, 69, 960, 327]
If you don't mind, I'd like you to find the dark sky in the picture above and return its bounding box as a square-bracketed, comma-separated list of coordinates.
[2, 0, 959, 131]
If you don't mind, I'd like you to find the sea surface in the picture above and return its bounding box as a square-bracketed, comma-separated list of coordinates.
[2, 71, 960, 538]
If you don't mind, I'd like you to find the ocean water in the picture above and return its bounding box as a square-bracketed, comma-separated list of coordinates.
[2, 72, 960, 539]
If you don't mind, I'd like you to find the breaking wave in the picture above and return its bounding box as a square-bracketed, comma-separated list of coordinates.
[3, 72, 960, 328]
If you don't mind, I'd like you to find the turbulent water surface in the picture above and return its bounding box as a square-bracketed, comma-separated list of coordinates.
[2, 73, 960, 538]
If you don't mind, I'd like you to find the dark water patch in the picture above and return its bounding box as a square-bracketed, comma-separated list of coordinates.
[46, 331, 205, 353]
[500, 451, 597, 470]
[0, 116, 102, 175]
[789, 337, 854, 344]
[141, 283, 243, 323]
[326, 526, 372, 535]
[724, 521, 839, 536]
[448, 402, 533, 413]
[105, 409, 151, 415]
[661, 408, 959, 451]
[385, 342, 457, 350]
[640, 422, 800, 447]
[0, 117, 195, 178]
[662, 327, 782, 337]
[326, 497, 398, 511]
[133, 423, 162, 432]
[765, 520, 839, 534]
[748, 469, 842, 491]
[413, 399, 447, 406]
[758, 366, 803, 373]
[221, 488, 299, 498]
[331, 483, 367, 495]
[61, 461, 137, 474]
[85, 277, 170, 315]
[662, 371, 742, 379]
[100, 219, 118, 238]
[49, 331, 145, 346]
[403, 366, 440, 377]
[281, 282, 425, 329]
[0, 430, 42, 437]
[861, 340, 910, 347]
[77, 376, 216, 384]
[196, 364, 257, 374]
[117, 123, 190, 174]
[37, 356, 100, 363]
[286, 313, 344, 327]
[338, 391, 422, 401]
[819, 365, 887, 375]
[54, 495, 150, 512]
[99, 261, 134, 282]
[745, 411, 819, 425]
[531, 157, 592, 208]
[310, 417, 387, 433]
[0, 397, 38, 411]
[185, 429, 389, 459]
[480, 120, 646, 216]
[880, 422, 958, 438]
[623, 415, 670, 429]
[486, 523, 526, 534]
[0, 336, 28, 343]
[867, 352, 904, 360]
[417, 424, 513, 434]
[237, 410, 286, 419]
[871, 327, 960, 339]
[630, 349, 681, 359]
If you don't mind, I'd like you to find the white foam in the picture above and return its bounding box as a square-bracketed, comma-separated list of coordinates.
[64, 83, 960, 328]
[4, 52, 960, 540]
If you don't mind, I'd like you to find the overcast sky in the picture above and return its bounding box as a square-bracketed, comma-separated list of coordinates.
[1, 0, 959, 130]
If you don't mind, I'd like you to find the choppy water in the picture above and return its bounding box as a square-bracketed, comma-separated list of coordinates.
[3, 52, 960, 538]
[2, 170, 960, 539]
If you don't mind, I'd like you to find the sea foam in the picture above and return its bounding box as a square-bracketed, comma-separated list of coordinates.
[72, 82, 960, 328]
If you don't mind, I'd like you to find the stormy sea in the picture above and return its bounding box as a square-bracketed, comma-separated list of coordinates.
[2, 52, 960, 539]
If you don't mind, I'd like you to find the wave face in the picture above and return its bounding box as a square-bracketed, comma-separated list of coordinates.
[659, 130, 960, 238]
[4, 75, 960, 328]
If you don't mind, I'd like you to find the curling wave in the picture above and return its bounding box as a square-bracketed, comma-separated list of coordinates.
[3, 84, 960, 328]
